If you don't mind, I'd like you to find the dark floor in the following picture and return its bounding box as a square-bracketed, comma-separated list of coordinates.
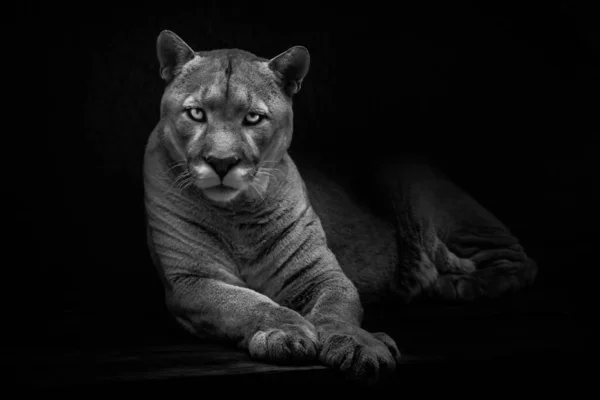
[5, 276, 593, 393]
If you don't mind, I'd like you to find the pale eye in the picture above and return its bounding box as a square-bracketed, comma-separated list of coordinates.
[186, 107, 206, 122]
[244, 112, 265, 126]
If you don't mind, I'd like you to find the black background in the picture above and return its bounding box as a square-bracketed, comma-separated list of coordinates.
[7, 2, 598, 373]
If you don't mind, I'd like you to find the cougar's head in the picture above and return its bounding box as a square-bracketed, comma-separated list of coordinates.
[156, 30, 309, 203]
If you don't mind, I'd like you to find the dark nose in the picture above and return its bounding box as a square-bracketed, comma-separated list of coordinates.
[204, 155, 240, 180]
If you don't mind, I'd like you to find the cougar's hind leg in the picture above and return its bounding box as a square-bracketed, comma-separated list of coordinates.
[379, 156, 538, 302]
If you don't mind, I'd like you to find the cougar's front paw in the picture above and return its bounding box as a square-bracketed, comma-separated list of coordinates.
[318, 322, 400, 385]
[248, 308, 319, 365]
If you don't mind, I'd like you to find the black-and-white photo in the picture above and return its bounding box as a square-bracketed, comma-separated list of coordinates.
[7, 2, 596, 394]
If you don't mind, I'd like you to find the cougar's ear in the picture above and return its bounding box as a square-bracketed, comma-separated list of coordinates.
[268, 46, 310, 96]
[157, 30, 195, 83]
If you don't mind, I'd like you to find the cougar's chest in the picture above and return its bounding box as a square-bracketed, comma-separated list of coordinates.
[226, 223, 268, 261]
[203, 208, 278, 266]
[218, 218, 287, 292]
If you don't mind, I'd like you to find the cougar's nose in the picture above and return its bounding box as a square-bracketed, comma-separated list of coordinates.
[204, 155, 240, 180]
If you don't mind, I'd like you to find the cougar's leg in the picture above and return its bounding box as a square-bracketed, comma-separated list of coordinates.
[378, 156, 538, 302]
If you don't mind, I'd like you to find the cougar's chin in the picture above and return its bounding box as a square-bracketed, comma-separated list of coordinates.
[202, 184, 242, 203]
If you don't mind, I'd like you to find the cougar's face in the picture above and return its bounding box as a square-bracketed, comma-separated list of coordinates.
[161, 52, 293, 203]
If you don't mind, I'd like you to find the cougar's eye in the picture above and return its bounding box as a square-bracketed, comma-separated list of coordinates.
[244, 112, 265, 126]
[186, 107, 206, 122]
